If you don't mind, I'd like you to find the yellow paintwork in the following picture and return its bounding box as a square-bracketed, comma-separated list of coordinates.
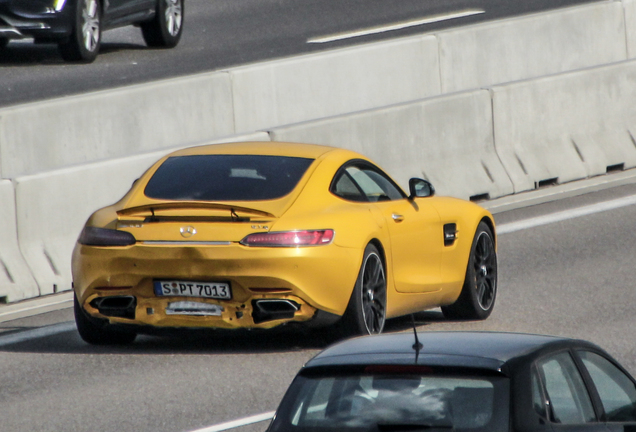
[72, 142, 495, 330]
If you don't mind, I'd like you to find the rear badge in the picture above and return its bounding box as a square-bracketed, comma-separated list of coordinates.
[180, 226, 197, 238]
[166, 301, 223, 316]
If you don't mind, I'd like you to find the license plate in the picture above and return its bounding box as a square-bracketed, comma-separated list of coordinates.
[154, 280, 231, 300]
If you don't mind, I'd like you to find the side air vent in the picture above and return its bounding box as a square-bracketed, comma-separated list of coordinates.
[443, 223, 458, 247]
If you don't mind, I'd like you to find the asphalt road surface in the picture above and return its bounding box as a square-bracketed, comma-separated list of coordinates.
[1, 180, 635, 432]
[0, 0, 601, 107]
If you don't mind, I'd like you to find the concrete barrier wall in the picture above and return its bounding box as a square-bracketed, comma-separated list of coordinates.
[230, 35, 441, 133]
[492, 60, 636, 194]
[625, 0, 636, 58]
[14, 133, 270, 295]
[438, 2, 628, 93]
[270, 90, 514, 201]
[0, 180, 39, 302]
[0, 73, 235, 178]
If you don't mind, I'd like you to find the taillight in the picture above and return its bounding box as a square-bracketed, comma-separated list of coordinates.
[240, 230, 334, 247]
[78, 226, 136, 246]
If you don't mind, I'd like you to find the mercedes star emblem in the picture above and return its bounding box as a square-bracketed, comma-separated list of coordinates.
[180, 226, 197, 238]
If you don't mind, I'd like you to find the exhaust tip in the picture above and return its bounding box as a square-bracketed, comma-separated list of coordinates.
[90, 296, 136, 319]
[252, 299, 300, 324]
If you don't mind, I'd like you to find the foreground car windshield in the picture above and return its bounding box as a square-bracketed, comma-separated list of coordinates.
[269, 370, 509, 432]
[144, 155, 314, 201]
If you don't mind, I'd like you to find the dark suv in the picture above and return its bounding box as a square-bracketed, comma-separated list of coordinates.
[0, 0, 183, 62]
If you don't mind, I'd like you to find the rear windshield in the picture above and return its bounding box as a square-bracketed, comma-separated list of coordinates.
[144, 155, 314, 201]
[269, 371, 509, 432]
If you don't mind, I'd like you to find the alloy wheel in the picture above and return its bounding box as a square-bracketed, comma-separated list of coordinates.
[361, 253, 386, 334]
[164, 0, 183, 37]
[473, 232, 497, 311]
[81, 0, 100, 53]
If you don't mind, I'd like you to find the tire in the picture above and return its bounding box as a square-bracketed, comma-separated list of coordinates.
[141, 0, 184, 48]
[58, 0, 102, 62]
[338, 244, 387, 337]
[74, 294, 137, 345]
[441, 222, 497, 320]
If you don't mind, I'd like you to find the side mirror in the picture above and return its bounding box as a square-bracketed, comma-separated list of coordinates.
[408, 178, 435, 199]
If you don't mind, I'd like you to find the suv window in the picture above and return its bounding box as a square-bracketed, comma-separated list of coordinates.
[144, 155, 313, 201]
[531, 369, 548, 419]
[537, 352, 596, 424]
[578, 351, 636, 422]
[271, 371, 509, 432]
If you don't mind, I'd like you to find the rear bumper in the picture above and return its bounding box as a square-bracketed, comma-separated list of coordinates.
[72, 241, 362, 330]
[0, 1, 73, 40]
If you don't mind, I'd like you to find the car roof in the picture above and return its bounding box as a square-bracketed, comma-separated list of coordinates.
[166, 141, 352, 159]
[305, 332, 591, 373]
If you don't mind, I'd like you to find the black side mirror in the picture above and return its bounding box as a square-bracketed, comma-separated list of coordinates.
[408, 178, 435, 199]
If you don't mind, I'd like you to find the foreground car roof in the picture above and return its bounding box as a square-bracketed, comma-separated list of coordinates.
[306, 332, 590, 372]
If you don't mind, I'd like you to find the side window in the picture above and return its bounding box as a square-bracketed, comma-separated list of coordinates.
[332, 172, 366, 202]
[291, 378, 334, 425]
[578, 351, 636, 422]
[538, 352, 596, 424]
[532, 369, 548, 419]
[345, 166, 404, 202]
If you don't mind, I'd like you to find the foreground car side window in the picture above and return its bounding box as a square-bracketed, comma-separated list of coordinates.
[532, 369, 548, 420]
[144, 155, 314, 201]
[578, 351, 636, 422]
[538, 352, 596, 424]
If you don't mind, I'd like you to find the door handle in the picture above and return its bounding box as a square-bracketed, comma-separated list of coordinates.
[392, 213, 404, 222]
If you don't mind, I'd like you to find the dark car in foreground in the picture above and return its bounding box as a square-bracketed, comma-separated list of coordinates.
[0, 0, 183, 62]
[268, 332, 636, 432]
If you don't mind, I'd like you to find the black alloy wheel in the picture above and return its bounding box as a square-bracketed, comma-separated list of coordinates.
[340, 244, 387, 336]
[441, 222, 497, 320]
[74, 294, 137, 345]
[58, 0, 102, 62]
[141, 0, 184, 48]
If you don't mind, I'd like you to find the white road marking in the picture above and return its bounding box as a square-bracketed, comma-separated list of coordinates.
[188, 411, 275, 432]
[0, 321, 76, 347]
[497, 194, 636, 235]
[307, 9, 485, 44]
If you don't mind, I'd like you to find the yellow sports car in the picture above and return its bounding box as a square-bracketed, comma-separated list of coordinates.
[72, 142, 497, 344]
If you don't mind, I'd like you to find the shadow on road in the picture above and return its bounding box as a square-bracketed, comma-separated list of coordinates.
[0, 42, 145, 66]
[0, 310, 455, 355]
